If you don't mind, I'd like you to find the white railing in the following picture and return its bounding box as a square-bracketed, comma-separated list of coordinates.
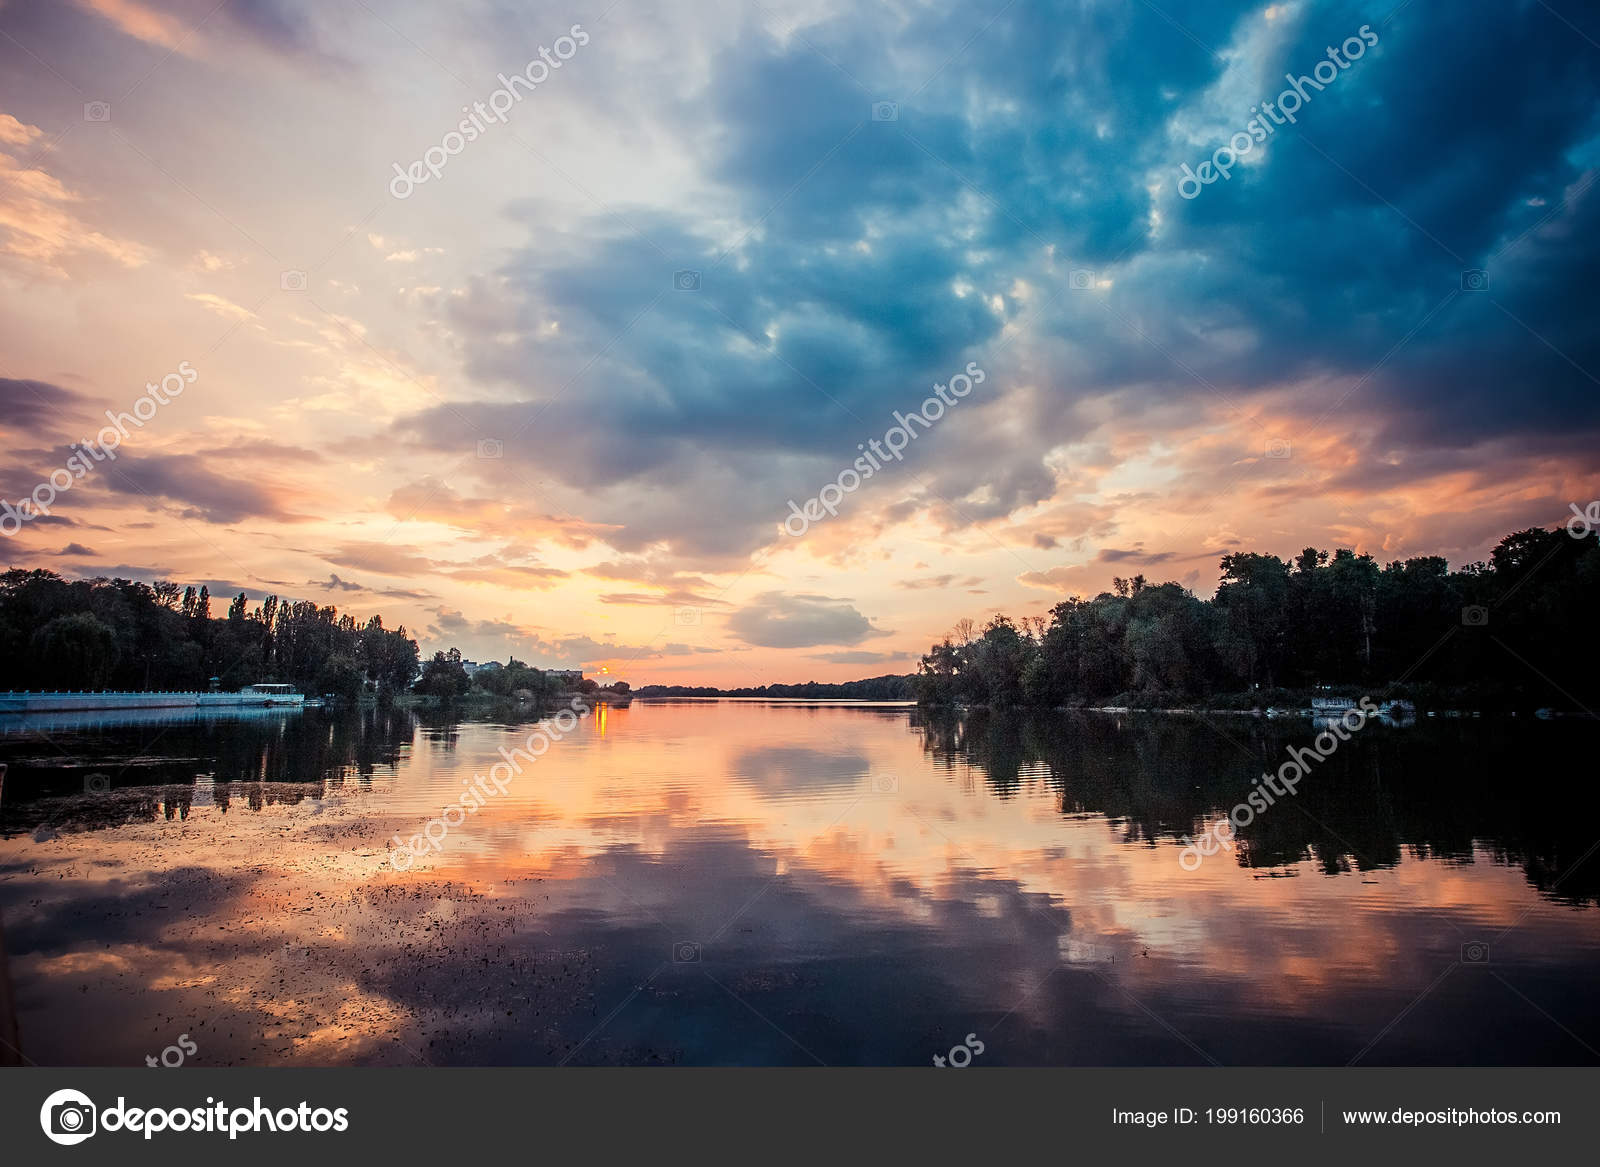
[0, 690, 305, 712]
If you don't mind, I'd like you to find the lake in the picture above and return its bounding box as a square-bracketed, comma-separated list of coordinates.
[1, 699, 1597, 1066]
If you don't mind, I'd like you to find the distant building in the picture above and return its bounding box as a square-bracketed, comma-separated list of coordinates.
[548, 670, 584, 685]
[461, 661, 482, 677]
[1310, 696, 1355, 712]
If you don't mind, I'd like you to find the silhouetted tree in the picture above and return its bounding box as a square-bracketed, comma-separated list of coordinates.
[917, 524, 1598, 710]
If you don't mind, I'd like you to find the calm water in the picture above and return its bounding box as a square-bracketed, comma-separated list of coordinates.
[1, 699, 1597, 1066]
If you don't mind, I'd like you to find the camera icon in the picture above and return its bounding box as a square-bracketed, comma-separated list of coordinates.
[1265, 438, 1292, 460]
[871, 101, 899, 122]
[83, 101, 111, 122]
[84, 773, 110, 795]
[870, 774, 899, 794]
[51, 1100, 95, 1136]
[1460, 268, 1489, 292]
[1461, 941, 1490, 964]
[673, 941, 702, 963]
[280, 270, 307, 292]
[41, 1089, 98, 1145]
[674, 606, 702, 626]
[673, 269, 701, 291]
[1461, 605, 1489, 627]
[1068, 269, 1098, 291]
[476, 438, 503, 460]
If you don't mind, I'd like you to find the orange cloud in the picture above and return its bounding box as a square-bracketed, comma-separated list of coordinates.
[385, 479, 613, 549]
[72, 0, 195, 52]
[0, 115, 149, 273]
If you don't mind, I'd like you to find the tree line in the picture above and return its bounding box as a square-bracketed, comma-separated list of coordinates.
[0, 570, 618, 703]
[0, 569, 420, 697]
[633, 675, 916, 700]
[917, 525, 1598, 709]
[410, 650, 607, 701]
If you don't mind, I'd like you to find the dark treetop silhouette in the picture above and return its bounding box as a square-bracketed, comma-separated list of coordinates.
[915, 525, 1596, 711]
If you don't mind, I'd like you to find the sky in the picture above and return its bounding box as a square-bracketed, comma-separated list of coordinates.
[0, 0, 1597, 687]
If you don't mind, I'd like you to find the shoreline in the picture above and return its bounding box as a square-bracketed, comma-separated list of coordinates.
[919, 701, 1586, 721]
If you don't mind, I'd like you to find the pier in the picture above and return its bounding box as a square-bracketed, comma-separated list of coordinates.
[0, 686, 305, 715]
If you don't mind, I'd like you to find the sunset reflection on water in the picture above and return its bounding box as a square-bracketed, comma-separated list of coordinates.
[1, 700, 1597, 1066]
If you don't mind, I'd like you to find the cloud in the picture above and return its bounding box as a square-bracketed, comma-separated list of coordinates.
[437, 559, 569, 588]
[375, 586, 436, 600]
[185, 292, 258, 322]
[727, 592, 891, 649]
[1095, 547, 1178, 565]
[0, 378, 84, 433]
[898, 574, 984, 590]
[319, 539, 568, 590]
[425, 608, 529, 644]
[397, 0, 1599, 575]
[384, 478, 607, 549]
[0, 114, 39, 147]
[197, 579, 273, 602]
[584, 557, 715, 590]
[0, 115, 149, 273]
[806, 650, 906, 666]
[101, 453, 300, 523]
[1017, 564, 1094, 592]
[8, 513, 107, 530]
[208, 439, 323, 463]
[67, 0, 344, 65]
[69, 0, 194, 51]
[597, 590, 726, 608]
[63, 562, 179, 582]
[323, 541, 435, 576]
[584, 557, 722, 605]
[422, 608, 719, 667]
[308, 572, 363, 592]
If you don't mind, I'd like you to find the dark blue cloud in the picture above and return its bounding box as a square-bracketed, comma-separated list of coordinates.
[393, 0, 1600, 563]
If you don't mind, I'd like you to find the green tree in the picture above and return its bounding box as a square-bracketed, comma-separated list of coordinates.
[31, 612, 120, 688]
[968, 616, 1033, 706]
[1213, 552, 1289, 688]
[415, 648, 471, 699]
[315, 653, 365, 700]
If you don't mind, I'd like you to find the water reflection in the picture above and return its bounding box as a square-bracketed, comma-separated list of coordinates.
[922, 708, 1600, 903]
[0, 705, 415, 835]
[0, 700, 1596, 1066]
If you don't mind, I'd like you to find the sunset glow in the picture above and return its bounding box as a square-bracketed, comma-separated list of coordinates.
[3, 0, 1594, 686]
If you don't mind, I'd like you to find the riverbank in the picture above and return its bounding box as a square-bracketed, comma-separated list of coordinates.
[391, 688, 629, 712]
[918, 683, 1587, 719]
